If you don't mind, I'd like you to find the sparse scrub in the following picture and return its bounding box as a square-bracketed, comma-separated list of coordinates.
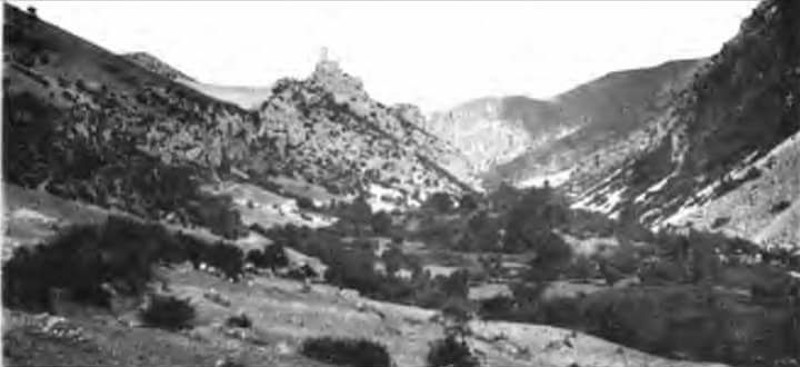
[225, 312, 252, 328]
[300, 336, 392, 367]
[770, 200, 791, 214]
[426, 334, 480, 367]
[139, 294, 196, 331]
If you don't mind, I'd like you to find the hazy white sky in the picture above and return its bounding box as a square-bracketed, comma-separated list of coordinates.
[10, 1, 757, 112]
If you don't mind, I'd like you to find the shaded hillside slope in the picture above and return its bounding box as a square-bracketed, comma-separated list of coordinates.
[572, 0, 800, 246]
[2, 4, 473, 227]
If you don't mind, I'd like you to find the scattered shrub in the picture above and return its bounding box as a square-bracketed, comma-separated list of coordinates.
[296, 196, 315, 210]
[426, 334, 480, 367]
[246, 243, 289, 270]
[711, 216, 731, 229]
[139, 294, 196, 331]
[300, 336, 392, 367]
[225, 312, 252, 328]
[770, 200, 791, 214]
[425, 192, 454, 213]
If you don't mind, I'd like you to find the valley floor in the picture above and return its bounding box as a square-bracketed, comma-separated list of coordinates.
[2, 183, 728, 367]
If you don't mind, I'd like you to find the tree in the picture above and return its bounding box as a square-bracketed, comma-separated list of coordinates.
[345, 194, 372, 235]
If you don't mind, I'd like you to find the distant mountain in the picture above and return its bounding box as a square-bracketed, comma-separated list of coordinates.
[572, 0, 799, 247]
[426, 59, 702, 189]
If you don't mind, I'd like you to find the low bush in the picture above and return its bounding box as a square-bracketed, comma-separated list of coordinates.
[770, 200, 792, 214]
[300, 336, 392, 367]
[225, 312, 252, 328]
[426, 334, 480, 367]
[139, 294, 196, 331]
[246, 244, 289, 270]
[3, 216, 248, 312]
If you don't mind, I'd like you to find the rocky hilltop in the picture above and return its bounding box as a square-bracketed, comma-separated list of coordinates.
[254, 57, 478, 204]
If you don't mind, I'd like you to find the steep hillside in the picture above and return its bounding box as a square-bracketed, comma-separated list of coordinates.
[572, 0, 800, 247]
[123, 51, 272, 110]
[3, 4, 260, 234]
[426, 59, 702, 188]
[2, 3, 473, 225]
[122, 52, 196, 81]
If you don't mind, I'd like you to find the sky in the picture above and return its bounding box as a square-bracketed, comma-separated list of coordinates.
[9, 1, 757, 113]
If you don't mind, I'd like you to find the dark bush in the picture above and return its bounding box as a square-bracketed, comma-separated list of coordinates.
[2, 217, 173, 311]
[225, 312, 252, 328]
[246, 243, 289, 270]
[425, 192, 454, 213]
[370, 211, 393, 235]
[770, 200, 791, 214]
[458, 193, 480, 211]
[3, 216, 247, 312]
[478, 296, 517, 320]
[427, 335, 480, 367]
[300, 336, 392, 367]
[287, 264, 319, 280]
[711, 216, 731, 229]
[296, 196, 316, 210]
[139, 294, 195, 331]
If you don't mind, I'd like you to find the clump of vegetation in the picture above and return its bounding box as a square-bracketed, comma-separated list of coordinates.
[245, 243, 289, 271]
[225, 312, 252, 329]
[426, 334, 480, 367]
[424, 192, 455, 213]
[711, 216, 731, 229]
[139, 294, 196, 331]
[770, 200, 791, 214]
[3, 216, 249, 312]
[300, 336, 392, 367]
[295, 196, 316, 210]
